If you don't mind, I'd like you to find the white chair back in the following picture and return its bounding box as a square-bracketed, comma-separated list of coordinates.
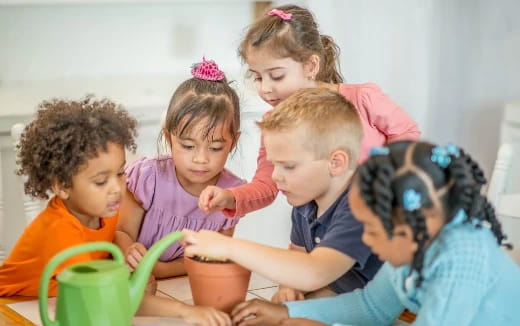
[11, 123, 46, 224]
[487, 143, 520, 264]
[0, 146, 4, 265]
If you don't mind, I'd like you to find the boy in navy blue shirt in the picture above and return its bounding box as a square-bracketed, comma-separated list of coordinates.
[182, 88, 382, 305]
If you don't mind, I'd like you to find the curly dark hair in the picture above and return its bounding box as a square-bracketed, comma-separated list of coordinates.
[357, 140, 510, 288]
[16, 96, 138, 199]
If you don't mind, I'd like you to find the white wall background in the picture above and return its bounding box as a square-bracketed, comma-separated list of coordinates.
[1, 0, 519, 251]
[0, 1, 251, 81]
[309, 0, 520, 177]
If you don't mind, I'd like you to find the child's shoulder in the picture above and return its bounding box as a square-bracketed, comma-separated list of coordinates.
[126, 155, 171, 169]
[126, 155, 173, 176]
[426, 221, 499, 279]
[25, 197, 82, 235]
[338, 82, 383, 98]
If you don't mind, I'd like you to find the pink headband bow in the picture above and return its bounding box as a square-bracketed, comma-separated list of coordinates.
[191, 57, 225, 81]
[267, 9, 292, 21]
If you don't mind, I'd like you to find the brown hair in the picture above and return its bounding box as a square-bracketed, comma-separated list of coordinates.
[163, 75, 240, 149]
[257, 88, 361, 167]
[238, 4, 343, 83]
[16, 96, 138, 199]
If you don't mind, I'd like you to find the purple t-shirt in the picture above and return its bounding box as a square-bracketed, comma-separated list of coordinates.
[126, 156, 245, 262]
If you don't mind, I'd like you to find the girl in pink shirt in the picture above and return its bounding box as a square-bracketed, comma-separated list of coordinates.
[199, 4, 420, 218]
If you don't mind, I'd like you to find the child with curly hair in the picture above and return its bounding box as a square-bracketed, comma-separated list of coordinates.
[114, 57, 244, 280]
[0, 97, 138, 297]
[231, 141, 520, 326]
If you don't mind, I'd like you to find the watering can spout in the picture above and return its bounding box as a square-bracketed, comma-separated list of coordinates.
[129, 231, 184, 314]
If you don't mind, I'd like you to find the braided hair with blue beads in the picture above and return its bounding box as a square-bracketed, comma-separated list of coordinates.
[358, 140, 510, 288]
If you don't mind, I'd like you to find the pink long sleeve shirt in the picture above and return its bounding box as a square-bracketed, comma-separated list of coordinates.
[224, 83, 421, 218]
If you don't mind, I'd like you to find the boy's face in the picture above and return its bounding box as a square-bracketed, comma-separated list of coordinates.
[349, 181, 417, 267]
[247, 47, 316, 107]
[60, 142, 126, 227]
[167, 118, 236, 196]
[264, 126, 333, 208]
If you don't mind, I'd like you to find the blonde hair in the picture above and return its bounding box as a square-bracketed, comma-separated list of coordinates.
[238, 4, 343, 83]
[257, 88, 362, 167]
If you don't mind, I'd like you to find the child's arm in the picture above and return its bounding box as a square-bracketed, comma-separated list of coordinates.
[271, 243, 306, 303]
[148, 227, 236, 279]
[114, 188, 152, 273]
[137, 293, 231, 326]
[361, 83, 421, 142]
[199, 136, 278, 218]
[149, 259, 186, 279]
[232, 264, 402, 326]
[182, 230, 354, 291]
[115, 189, 187, 279]
[284, 264, 403, 325]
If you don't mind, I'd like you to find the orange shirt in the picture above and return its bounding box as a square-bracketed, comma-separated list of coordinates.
[0, 196, 118, 297]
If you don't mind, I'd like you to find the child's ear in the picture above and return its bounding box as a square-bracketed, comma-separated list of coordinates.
[328, 150, 349, 176]
[163, 129, 172, 146]
[230, 131, 241, 151]
[51, 182, 70, 200]
[393, 224, 418, 252]
[305, 54, 321, 80]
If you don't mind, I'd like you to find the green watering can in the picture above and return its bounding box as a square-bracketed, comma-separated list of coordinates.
[39, 231, 184, 326]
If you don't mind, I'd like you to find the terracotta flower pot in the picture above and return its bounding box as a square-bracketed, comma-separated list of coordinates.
[184, 256, 251, 313]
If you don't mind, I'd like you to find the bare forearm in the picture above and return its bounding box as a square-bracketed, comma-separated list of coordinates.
[153, 259, 186, 279]
[114, 230, 135, 252]
[137, 293, 187, 317]
[226, 239, 342, 291]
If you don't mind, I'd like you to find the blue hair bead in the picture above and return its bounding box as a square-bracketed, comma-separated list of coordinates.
[445, 143, 460, 157]
[403, 189, 422, 211]
[370, 146, 390, 156]
[431, 146, 451, 168]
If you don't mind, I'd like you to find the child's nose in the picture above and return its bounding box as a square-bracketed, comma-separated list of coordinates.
[192, 148, 209, 163]
[271, 166, 282, 183]
[261, 79, 273, 94]
[110, 177, 123, 195]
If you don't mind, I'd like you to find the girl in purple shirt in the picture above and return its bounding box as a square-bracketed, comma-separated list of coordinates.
[114, 58, 244, 324]
[114, 57, 244, 279]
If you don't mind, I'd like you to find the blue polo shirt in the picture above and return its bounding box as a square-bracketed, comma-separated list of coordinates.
[291, 186, 382, 293]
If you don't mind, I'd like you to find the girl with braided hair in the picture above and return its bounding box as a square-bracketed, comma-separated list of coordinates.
[233, 140, 520, 326]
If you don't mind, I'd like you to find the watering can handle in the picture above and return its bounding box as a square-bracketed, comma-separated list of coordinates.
[39, 241, 125, 326]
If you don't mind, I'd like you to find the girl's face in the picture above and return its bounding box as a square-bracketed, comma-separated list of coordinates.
[348, 182, 418, 267]
[246, 47, 317, 107]
[167, 118, 237, 196]
[58, 142, 126, 228]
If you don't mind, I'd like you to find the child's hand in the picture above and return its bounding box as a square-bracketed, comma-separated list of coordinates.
[231, 299, 289, 326]
[182, 229, 231, 261]
[199, 186, 236, 214]
[181, 304, 232, 326]
[279, 318, 328, 326]
[125, 242, 147, 272]
[271, 286, 305, 304]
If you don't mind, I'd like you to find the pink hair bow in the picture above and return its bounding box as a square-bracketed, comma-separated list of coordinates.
[191, 57, 225, 81]
[268, 9, 292, 21]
